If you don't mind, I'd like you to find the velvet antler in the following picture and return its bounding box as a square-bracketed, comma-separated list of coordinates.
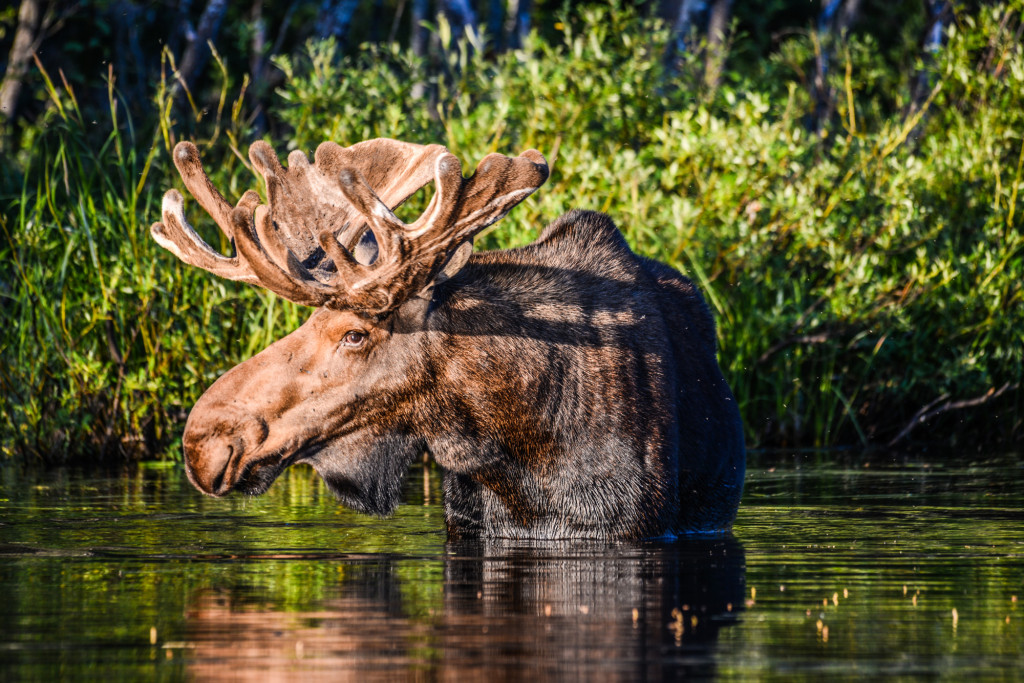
[152, 139, 548, 314]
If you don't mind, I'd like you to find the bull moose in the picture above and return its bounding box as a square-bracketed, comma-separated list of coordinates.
[152, 138, 745, 539]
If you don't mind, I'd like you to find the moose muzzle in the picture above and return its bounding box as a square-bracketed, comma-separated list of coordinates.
[183, 409, 271, 496]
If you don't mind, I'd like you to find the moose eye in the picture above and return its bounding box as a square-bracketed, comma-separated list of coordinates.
[341, 330, 367, 348]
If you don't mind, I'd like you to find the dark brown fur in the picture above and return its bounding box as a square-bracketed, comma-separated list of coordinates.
[183, 209, 745, 539]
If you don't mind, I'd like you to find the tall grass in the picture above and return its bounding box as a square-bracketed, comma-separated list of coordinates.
[0, 56, 305, 461]
[2, 3, 1022, 462]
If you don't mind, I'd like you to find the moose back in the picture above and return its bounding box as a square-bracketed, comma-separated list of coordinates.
[152, 138, 745, 539]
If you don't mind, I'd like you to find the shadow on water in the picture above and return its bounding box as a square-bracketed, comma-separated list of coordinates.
[183, 538, 745, 681]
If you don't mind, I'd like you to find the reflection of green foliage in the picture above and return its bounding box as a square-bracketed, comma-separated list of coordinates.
[2, 458, 1021, 677]
[0, 465, 447, 677]
[722, 455, 1024, 676]
[2, 3, 1022, 458]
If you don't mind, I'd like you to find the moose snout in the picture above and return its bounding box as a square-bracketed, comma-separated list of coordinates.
[183, 413, 269, 496]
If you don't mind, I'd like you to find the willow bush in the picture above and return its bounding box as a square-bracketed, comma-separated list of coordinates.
[2, 3, 1021, 461]
[273, 3, 1023, 449]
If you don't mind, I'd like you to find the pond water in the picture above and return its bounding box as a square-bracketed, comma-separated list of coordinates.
[0, 453, 1021, 680]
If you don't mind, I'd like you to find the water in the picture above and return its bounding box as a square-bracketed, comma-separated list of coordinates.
[0, 453, 1021, 680]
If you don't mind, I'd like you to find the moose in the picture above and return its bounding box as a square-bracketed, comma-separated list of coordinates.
[152, 138, 745, 539]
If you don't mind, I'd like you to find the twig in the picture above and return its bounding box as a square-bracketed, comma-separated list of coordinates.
[388, 0, 407, 45]
[756, 332, 832, 366]
[887, 382, 1020, 447]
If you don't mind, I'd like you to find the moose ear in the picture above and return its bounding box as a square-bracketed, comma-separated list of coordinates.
[410, 240, 473, 310]
[435, 241, 474, 284]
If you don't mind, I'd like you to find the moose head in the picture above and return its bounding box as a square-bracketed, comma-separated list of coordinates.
[153, 138, 745, 539]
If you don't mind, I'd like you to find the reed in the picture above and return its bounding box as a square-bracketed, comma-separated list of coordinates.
[0, 53, 306, 461]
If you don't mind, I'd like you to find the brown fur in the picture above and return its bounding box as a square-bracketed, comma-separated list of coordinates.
[154, 140, 745, 539]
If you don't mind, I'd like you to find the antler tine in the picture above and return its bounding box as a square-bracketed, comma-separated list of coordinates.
[405, 149, 548, 261]
[313, 146, 548, 315]
[152, 175, 333, 305]
[334, 167, 414, 264]
[450, 149, 549, 241]
[153, 144, 338, 305]
[315, 139, 448, 208]
[171, 142, 239, 240]
[331, 151, 464, 256]
[250, 204, 346, 296]
[151, 189, 259, 284]
[314, 139, 450, 258]
[230, 206, 333, 307]
[152, 138, 547, 314]
[252, 204, 309, 279]
[407, 153, 466, 239]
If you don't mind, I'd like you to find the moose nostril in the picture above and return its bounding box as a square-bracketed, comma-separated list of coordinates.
[183, 434, 236, 496]
[243, 418, 269, 448]
[183, 418, 270, 496]
[208, 444, 232, 495]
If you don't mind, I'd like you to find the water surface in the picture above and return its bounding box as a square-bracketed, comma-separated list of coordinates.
[0, 453, 1021, 679]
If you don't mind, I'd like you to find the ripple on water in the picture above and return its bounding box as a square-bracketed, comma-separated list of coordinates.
[0, 454, 1021, 679]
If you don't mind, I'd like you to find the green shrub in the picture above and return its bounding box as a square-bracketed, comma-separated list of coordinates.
[274, 2, 1023, 448]
[1, 2, 1021, 461]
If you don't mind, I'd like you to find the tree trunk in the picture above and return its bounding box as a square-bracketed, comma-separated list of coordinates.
[835, 0, 861, 34]
[411, 0, 430, 57]
[410, 0, 429, 100]
[112, 1, 148, 110]
[442, 0, 479, 45]
[813, 0, 861, 133]
[0, 0, 43, 126]
[315, 0, 362, 45]
[249, 0, 268, 136]
[250, 0, 266, 79]
[503, 0, 531, 50]
[703, 0, 732, 89]
[912, 0, 953, 109]
[670, 0, 705, 55]
[487, 0, 504, 50]
[664, 0, 705, 76]
[175, 0, 229, 98]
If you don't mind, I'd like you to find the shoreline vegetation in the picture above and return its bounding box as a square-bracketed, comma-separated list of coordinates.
[1, 2, 1022, 463]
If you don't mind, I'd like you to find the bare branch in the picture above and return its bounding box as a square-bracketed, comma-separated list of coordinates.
[756, 332, 833, 366]
[174, 0, 229, 100]
[887, 382, 1019, 447]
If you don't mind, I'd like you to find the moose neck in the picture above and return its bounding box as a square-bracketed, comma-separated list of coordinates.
[419, 229, 683, 540]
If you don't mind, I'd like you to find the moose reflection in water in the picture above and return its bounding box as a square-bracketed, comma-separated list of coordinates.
[182, 539, 746, 680]
[152, 137, 745, 540]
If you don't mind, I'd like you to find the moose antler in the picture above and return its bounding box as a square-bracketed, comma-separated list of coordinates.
[152, 139, 548, 315]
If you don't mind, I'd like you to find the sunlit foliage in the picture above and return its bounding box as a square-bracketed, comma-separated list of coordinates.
[1, 3, 1021, 461]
